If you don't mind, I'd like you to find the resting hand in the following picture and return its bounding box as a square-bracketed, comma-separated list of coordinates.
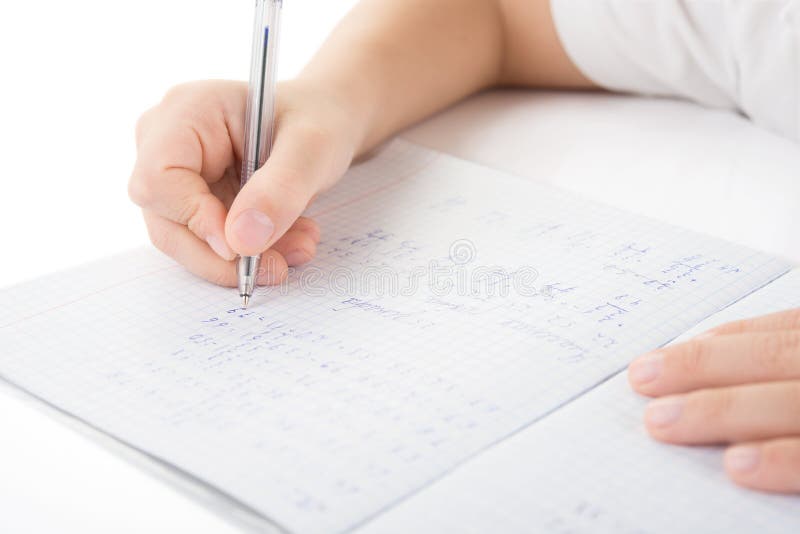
[628, 308, 800, 493]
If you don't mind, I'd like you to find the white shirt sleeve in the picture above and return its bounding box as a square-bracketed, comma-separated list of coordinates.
[550, 0, 800, 142]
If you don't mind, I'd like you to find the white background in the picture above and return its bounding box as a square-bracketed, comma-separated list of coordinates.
[1, 0, 799, 533]
[0, 1, 357, 532]
[0, 0, 359, 286]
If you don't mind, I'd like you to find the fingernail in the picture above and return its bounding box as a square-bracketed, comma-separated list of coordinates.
[206, 235, 235, 261]
[726, 445, 761, 473]
[629, 352, 663, 385]
[232, 209, 275, 252]
[645, 397, 684, 427]
[284, 250, 310, 267]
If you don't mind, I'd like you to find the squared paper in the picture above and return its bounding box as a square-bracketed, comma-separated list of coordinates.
[360, 270, 800, 534]
[0, 141, 791, 533]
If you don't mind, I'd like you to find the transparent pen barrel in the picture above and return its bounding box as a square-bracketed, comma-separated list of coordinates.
[241, 0, 283, 186]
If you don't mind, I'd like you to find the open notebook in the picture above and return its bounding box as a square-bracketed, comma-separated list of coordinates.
[0, 141, 796, 533]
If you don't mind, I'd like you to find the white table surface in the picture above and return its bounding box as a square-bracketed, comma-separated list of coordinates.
[2, 2, 799, 533]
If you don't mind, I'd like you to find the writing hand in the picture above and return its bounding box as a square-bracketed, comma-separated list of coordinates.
[128, 80, 357, 287]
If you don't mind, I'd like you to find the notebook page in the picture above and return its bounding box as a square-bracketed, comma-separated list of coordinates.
[359, 269, 800, 534]
[0, 141, 790, 533]
[0, 249, 174, 326]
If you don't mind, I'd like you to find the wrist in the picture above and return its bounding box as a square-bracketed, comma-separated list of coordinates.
[275, 78, 369, 190]
[282, 74, 371, 152]
[292, 75, 376, 154]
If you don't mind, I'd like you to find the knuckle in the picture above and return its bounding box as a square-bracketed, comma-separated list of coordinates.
[176, 195, 204, 231]
[175, 202, 195, 229]
[784, 308, 800, 330]
[752, 334, 783, 367]
[134, 109, 154, 145]
[161, 82, 196, 105]
[780, 329, 800, 352]
[127, 172, 154, 207]
[751, 333, 795, 375]
[714, 319, 745, 335]
[146, 223, 179, 259]
[161, 82, 223, 127]
[183, 193, 222, 236]
[693, 388, 735, 421]
[676, 340, 711, 375]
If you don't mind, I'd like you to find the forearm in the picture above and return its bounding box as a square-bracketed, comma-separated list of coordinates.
[296, 0, 593, 158]
[296, 0, 505, 157]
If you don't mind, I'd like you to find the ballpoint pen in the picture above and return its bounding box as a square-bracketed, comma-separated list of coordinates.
[238, 0, 283, 308]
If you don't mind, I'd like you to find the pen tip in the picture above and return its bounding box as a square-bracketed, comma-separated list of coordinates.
[242, 295, 250, 308]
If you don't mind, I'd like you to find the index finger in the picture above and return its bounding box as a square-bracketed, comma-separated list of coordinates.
[129, 124, 233, 259]
[129, 83, 248, 258]
[628, 330, 800, 396]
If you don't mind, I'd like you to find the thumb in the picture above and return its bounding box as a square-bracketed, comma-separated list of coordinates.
[225, 123, 342, 256]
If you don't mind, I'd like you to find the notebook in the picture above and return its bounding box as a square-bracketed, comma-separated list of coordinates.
[0, 140, 796, 533]
[360, 270, 800, 534]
